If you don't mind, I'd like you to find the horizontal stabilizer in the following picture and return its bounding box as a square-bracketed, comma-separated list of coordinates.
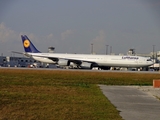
[12, 51, 24, 54]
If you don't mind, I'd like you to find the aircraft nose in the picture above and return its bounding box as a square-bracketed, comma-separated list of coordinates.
[150, 61, 154, 65]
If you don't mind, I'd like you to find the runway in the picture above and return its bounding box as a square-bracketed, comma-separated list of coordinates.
[99, 85, 160, 120]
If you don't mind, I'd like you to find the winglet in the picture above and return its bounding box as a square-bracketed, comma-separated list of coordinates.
[21, 35, 40, 53]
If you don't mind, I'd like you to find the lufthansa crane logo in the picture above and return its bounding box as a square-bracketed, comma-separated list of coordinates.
[24, 40, 30, 48]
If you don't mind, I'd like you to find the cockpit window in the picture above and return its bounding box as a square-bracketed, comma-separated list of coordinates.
[147, 59, 151, 61]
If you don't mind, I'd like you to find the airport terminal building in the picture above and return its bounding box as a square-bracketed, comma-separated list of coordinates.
[0, 56, 55, 68]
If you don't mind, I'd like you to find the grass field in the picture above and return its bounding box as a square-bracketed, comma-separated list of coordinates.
[0, 69, 160, 120]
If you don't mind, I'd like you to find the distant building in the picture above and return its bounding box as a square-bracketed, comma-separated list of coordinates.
[48, 47, 55, 53]
[127, 49, 136, 56]
[156, 51, 160, 61]
[0, 56, 7, 67]
[5, 56, 37, 67]
[0, 56, 57, 68]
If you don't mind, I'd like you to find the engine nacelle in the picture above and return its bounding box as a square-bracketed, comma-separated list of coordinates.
[80, 62, 92, 69]
[58, 59, 69, 66]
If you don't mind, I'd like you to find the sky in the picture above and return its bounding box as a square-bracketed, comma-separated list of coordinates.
[0, 0, 160, 56]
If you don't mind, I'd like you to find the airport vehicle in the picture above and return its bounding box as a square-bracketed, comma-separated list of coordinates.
[16, 35, 153, 70]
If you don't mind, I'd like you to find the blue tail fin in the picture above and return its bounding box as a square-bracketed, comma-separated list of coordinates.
[21, 35, 40, 53]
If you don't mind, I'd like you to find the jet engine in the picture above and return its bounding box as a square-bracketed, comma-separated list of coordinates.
[80, 62, 92, 69]
[57, 59, 70, 66]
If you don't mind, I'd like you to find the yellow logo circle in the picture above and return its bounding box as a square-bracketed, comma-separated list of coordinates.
[24, 40, 30, 48]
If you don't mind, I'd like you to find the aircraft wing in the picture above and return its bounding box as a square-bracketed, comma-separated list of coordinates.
[40, 54, 97, 68]
[29, 53, 96, 64]
[47, 56, 96, 65]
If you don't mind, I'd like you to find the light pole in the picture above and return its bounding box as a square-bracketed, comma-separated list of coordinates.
[106, 45, 109, 55]
[91, 43, 93, 54]
[153, 45, 155, 70]
[110, 46, 112, 55]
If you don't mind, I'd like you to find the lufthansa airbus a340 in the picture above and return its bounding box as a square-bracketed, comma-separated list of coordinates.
[14, 35, 153, 70]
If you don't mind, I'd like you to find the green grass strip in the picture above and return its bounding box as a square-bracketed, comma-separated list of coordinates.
[0, 69, 160, 119]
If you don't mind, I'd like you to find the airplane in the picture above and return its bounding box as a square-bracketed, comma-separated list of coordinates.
[15, 35, 153, 70]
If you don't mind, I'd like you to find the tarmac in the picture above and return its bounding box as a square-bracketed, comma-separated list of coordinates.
[99, 85, 160, 120]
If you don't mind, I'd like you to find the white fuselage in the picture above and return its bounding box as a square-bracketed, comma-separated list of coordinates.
[25, 52, 153, 68]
